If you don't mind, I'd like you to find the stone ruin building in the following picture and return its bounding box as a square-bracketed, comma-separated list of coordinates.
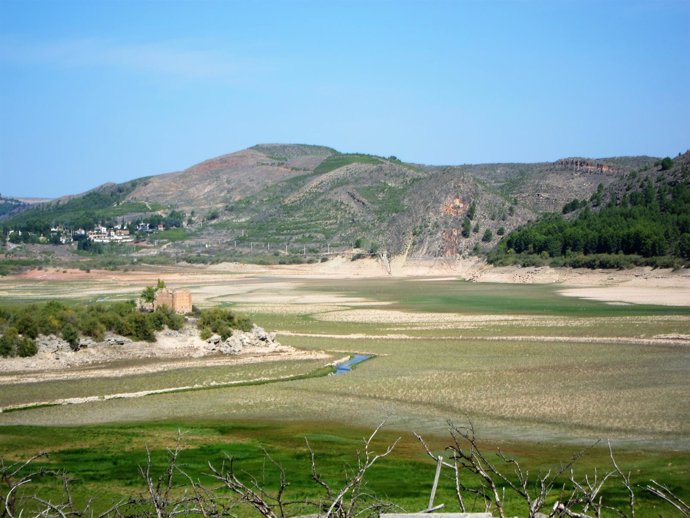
[154, 288, 192, 314]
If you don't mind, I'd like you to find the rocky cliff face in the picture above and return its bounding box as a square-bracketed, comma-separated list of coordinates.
[554, 158, 623, 174]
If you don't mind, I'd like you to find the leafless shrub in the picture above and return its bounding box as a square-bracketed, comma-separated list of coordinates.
[644, 480, 689, 517]
[1, 451, 128, 518]
[136, 431, 237, 518]
[307, 422, 400, 518]
[416, 420, 686, 518]
[1, 452, 49, 518]
[209, 422, 400, 518]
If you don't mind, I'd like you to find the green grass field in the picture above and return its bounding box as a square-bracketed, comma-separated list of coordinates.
[306, 278, 690, 316]
[1, 421, 687, 517]
[0, 271, 688, 515]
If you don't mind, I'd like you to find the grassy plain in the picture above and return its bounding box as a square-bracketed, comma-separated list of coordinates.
[1, 421, 687, 517]
[0, 268, 689, 515]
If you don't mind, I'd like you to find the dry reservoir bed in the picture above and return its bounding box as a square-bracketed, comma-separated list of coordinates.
[0, 262, 689, 450]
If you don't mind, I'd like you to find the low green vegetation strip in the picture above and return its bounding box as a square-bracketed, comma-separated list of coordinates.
[313, 153, 383, 175]
[305, 278, 690, 316]
[0, 258, 44, 276]
[0, 359, 329, 409]
[0, 421, 687, 517]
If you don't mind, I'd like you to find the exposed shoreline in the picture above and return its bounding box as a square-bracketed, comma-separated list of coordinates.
[5, 257, 690, 307]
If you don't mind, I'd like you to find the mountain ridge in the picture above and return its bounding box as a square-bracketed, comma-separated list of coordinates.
[3, 143, 684, 266]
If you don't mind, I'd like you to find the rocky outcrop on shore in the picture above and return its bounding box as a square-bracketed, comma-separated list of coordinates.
[206, 325, 290, 355]
[1, 323, 296, 374]
[35, 333, 134, 353]
[22, 324, 288, 362]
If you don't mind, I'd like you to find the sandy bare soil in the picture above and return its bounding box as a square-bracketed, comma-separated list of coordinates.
[559, 284, 690, 306]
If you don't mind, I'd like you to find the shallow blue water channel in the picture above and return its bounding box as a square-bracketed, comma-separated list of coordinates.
[334, 354, 371, 375]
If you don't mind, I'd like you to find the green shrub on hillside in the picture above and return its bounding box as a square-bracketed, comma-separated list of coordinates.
[467, 202, 477, 220]
[80, 316, 106, 341]
[127, 312, 156, 341]
[151, 305, 184, 331]
[492, 177, 690, 267]
[16, 313, 39, 339]
[562, 198, 587, 214]
[313, 154, 382, 175]
[461, 217, 471, 238]
[62, 324, 80, 351]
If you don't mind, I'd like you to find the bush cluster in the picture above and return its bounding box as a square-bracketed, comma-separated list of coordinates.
[0, 300, 186, 358]
[0, 259, 43, 277]
[197, 308, 251, 340]
[0, 327, 37, 357]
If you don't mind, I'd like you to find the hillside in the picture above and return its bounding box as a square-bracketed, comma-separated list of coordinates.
[0, 195, 30, 219]
[2, 144, 680, 266]
[128, 144, 337, 210]
[490, 152, 690, 268]
[0, 180, 156, 233]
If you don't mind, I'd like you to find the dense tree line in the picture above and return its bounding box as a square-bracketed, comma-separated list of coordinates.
[491, 174, 690, 266]
[143, 209, 186, 228]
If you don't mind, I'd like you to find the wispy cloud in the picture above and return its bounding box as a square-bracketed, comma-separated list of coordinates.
[0, 37, 253, 80]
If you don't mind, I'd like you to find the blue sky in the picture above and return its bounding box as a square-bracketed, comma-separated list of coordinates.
[1, 0, 688, 198]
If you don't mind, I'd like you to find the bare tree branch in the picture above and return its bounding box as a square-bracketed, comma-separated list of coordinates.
[2, 424, 687, 518]
[607, 441, 635, 518]
[645, 480, 689, 517]
[321, 422, 399, 518]
[209, 456, 279, 518]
